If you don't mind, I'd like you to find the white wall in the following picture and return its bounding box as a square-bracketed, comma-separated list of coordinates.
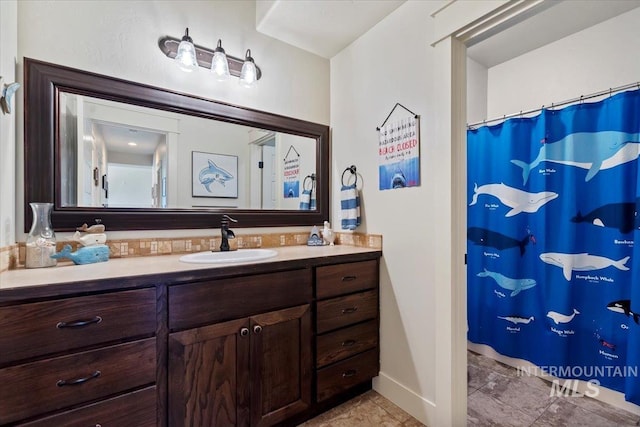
[0, 0, 17, 247]
[15, 0, 329, 239]
[331, 1, 459, 425]
[487, 7, 640, 118]
[466, 57, 488, 125]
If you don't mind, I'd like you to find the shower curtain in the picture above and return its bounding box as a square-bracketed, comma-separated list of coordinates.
[467, 88, 640, 404]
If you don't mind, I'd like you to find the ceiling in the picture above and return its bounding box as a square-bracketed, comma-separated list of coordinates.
[256, 0, 640, 67]
[256, 0, 406, 58]
[93, 122, 165, 156]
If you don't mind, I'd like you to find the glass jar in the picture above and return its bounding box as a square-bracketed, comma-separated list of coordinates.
[25, 202, 57, 268]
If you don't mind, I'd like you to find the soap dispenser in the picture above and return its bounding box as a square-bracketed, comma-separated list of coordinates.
[322, 221, 335, 246]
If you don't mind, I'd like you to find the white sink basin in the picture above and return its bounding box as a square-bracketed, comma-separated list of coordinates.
[179, 249, 278, 264]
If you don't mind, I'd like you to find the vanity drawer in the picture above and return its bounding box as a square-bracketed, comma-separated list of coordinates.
[316, 319, 378, 368]
[316, 349, 379, 402]
[18, 386, 157, 427]
[316, 260, 378, 299]
[316, 290, 378, 334]
[0, 288, 156, 365]
[169, 269, 312, 330]
[0, 338, 156, 425]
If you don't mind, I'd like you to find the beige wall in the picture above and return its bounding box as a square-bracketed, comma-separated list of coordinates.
[14, 0, 329, 240]
[0, 0, 17, 247]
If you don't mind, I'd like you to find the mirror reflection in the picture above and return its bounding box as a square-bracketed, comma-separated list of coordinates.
[59, 92, 317, 211]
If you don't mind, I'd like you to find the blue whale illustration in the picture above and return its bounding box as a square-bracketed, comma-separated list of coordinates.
[477, 268, 536, 297]
[51, 244, 109, 265]
[572, 199, 640, 234]
[199, 160, 234, 192]
[511, 131, 640, 184]
[467, 227, 532, 256]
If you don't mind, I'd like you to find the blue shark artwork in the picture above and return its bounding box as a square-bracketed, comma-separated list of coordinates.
[469, 183, 558, 217]
[571, 200, 640, 234]
[199, 159, 234, 192]
[51, 244, 109, 265]
[467, 227, 532, 256]
[607, 300, 639, 324]
[477, 269, 537, 297]
[497, 315, 534, 325]
[391, 169, 406, 189]
[546, 308, 580, 325]
[539, 252, 630, 281]
[511, 131, 640, 184]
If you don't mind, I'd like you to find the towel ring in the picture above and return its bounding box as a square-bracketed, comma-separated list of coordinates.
[303, 174, 315, 191]
[341, 165, 357, 186]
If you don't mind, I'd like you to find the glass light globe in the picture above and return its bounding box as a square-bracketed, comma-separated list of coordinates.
[211, 40, 230, 81]
[239, 50, 257, 88]
[175, 29, 198, 72]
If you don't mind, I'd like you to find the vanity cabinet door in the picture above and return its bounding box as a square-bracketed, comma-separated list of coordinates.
[168, 318, 251, 427]
[250, 304, 311, 427]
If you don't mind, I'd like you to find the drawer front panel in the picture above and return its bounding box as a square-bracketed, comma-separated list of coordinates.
[316, 320, 378, 368]
[316, 260, 378, 299]
[169, 269, 312, 330]
[316, 290, 378, 334]
[0, 338, 156, 425]
[316, 349, 378, 402]
[0, 288, 156, 365]
[18, 386, 157, 427]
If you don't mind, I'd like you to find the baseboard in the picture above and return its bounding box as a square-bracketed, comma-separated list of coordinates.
[373, 372, 436, 425]
[468, 342, 640, 417]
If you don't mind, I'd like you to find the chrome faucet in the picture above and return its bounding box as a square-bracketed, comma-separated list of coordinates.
[220, 214, 238, 251]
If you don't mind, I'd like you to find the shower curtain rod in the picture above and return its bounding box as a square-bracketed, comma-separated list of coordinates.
[467, 80, 640, 129]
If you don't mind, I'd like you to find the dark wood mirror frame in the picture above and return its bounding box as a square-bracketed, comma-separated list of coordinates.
[24, 58, 330, 231]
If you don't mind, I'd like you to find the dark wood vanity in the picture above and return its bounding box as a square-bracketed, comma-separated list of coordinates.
[0, 249, 380, 426]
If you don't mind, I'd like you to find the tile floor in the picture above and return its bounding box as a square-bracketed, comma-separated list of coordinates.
[468, 350, 640, 426]
[300, 350, 640, 426]
[299, 390, 424, 426]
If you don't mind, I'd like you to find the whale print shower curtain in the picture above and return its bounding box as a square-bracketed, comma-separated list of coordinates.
[467, 88, 640, 404]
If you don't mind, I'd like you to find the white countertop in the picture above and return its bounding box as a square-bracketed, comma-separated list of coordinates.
[0, 245, 380, 292]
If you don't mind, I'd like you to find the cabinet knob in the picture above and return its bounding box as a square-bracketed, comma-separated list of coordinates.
[253, 325, 263, 334]
[240, 327, 249, 337]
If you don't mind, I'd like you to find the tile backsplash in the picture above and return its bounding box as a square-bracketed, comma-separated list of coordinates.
[10, 231, 381, 269]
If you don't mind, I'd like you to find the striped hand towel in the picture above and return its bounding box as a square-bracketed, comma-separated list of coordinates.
[340, 183, 361, 230]
[299, 189, 311, 210]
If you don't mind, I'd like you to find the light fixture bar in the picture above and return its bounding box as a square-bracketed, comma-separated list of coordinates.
[158, 36, 262, 80]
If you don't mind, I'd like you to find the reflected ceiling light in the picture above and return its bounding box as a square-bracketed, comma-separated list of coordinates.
[128, 142, 137, 146]
[159, 30, 261, 87]
[174, 28, 198, 72]
[211, 39, 230, 81]
[239, 49, 257, 88]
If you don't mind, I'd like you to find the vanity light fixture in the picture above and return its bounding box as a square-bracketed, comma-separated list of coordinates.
[174, 28, 198, 72]
[211, 39, 230, 81]
[158, 28, 262, 85]
[239, 49, 257, 88]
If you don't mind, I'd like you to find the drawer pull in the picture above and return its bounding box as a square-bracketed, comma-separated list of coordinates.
[341, 275, 357, 282]
[240, 327, 249, 337]
[342, 369, 357, 378]
[253, 325, 263, 334]
[341, 339, 357, 347]
[341, 307, 358, 314]
[56, 370, 101, 387]
[56, 316, 102, 329]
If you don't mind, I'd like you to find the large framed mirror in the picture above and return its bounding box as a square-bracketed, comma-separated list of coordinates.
[24, 58, 329, 231]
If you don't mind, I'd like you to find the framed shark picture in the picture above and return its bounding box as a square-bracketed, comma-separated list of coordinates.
[192, 151, 238, 198]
